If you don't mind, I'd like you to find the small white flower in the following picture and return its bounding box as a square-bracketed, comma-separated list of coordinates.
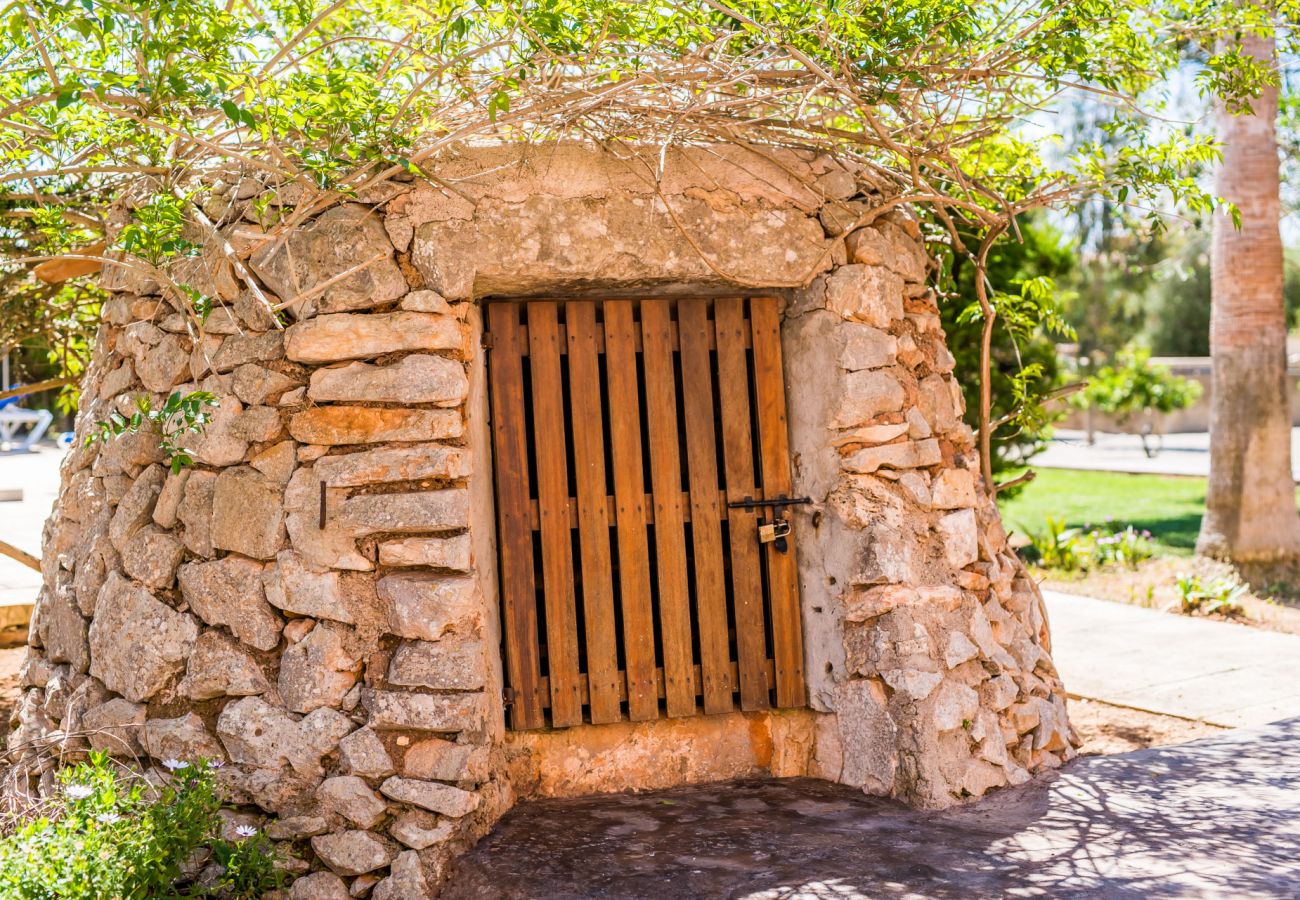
[161, 759, 190, 771]
[63, 784, 94, 800]
[207, 760, 224, 770]
[234, 825, 259, 838]
[95, 812, 121, 824]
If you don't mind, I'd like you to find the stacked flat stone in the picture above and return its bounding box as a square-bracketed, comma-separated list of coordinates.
[9, 143, 1076, 896]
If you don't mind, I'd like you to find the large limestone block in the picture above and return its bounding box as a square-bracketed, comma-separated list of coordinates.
[178, 631, 271, 700]
[317, 776, 388, 830]
[412, 193, 829, 300]
[288, 407, 462, 445]
[36, 588, 89, 673]
[401, 737, 488, 783]
[308, 354, 468, 406]
[283, 470, 371, 572]
[378, 534, 471, 570]
[249, 204, 407, 315]
[285, 312, 462, 364]
[338, 488, 468, 537]
[310, 830, 398, 877]
[263, 551, 359, 623]
[377, 573, 481, 641]
[288, 872, 350, 900]
[379, 777, 479, 818]
[372, 849, 435, 900]
[81, 697, 146, 756]
[338, 727, 396, 780]
[362, 689, 486, 733]
[143, 712, 226, 762]
[232, 364, 300, 406]
[108, 464, 166, 551]
[89, 573, 199, 702]
[278, 623, 360, 713]
[120, 526, 185, 589]
[938, 508, 979, 569]
[842, 438, 941, 474]
[216, 696, 354, 776]
[177, 470, 217, 556]
[313, 445, 470, 487]
[831, 370, 905, 428]
[210, 467, 287, 559]
[387, 638, 485, 691]
[178, 556, 283, 651]
[824, 264, 905, 327]
[137, 335, 190, 392]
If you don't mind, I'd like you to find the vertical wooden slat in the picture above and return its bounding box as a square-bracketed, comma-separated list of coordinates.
[486, 303, 544, 730]
[604, 301, 658, 722]
[566, 300, 622, 724]
[526, 302, 583, 727]
[714, 297, 771, 711]
[750, 297, 807, 708]
[678, 300, 733, 714]
[641, 300, 696, 718]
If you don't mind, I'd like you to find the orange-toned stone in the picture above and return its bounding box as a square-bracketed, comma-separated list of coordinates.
[288, 407, 462, 445]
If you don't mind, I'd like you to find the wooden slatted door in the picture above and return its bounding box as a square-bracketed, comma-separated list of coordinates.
[486, 297, 806, 730]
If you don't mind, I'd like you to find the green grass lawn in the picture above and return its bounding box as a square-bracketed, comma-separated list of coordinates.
[998, 469, 1215, 557]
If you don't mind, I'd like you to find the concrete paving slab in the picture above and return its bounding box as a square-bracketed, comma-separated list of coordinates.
[446, 718, 1300, 898]
[0, 444, 64, 610]
[1044, 589, 1300, 727]
[1035, 428, 1300, 479]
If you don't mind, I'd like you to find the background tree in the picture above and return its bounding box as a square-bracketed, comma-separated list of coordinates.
[1197, 15, 1300, 562]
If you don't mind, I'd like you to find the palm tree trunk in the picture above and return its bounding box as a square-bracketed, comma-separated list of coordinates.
[1197, 25, 1300, 562]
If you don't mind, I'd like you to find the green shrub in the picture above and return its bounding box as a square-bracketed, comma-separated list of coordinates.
[0, 753, 284, 899]
[1175, 573, 1247, 617]
[1072, 345, 1202, 427]
[1023, 516, 1154, 573]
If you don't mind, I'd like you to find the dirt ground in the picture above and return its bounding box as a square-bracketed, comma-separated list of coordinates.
[0, 638, 27, 743]
[1039, 555, 1300, 636]
[1067, 696, 1226, 756]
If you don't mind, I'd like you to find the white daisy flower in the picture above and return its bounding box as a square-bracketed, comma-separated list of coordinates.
[95, 812, 121, 824]
[63, 784, 94, 800]
[234, 825, 259, 838]
[207, 760, 224, 769]
[161, 759, 190, 771]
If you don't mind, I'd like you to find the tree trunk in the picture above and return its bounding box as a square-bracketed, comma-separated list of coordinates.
[1197, 26, 1300, 562]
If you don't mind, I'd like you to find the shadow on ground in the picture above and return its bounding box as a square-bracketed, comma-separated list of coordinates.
[446, 718, 1300, 899]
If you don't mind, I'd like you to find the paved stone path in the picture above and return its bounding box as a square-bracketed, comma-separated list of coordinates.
[446, 717, 1300, 898]
[0, 444, 63, 615]
[1034, 428, 1300, 479]
[1043, 590, 1300, 728]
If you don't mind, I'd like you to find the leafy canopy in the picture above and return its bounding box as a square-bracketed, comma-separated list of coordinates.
[1, 0, 1294, 479]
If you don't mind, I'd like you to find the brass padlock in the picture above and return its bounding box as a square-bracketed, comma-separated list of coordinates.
[758, 522, 779, 544]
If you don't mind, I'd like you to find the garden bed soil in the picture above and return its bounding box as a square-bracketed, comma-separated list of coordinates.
[1037, 555, 1300, 636]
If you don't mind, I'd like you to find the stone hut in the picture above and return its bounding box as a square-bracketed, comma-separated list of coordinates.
[10, 143, 1075, 895]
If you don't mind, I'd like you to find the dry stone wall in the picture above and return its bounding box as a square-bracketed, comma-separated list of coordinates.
[8, 142, 1076, 895]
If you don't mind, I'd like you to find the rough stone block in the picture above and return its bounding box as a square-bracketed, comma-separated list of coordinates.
[212, 331, 285, 373]
[378, 534, 471, 570]
[81, 697, 146, 756]
[308, 354, 468, 406]
[379, 777, 480, 818]
[362, 689, 485, 733]
[285, 312, 462, 364]
[317, 776, 388, 830]
[313, 445, 470, 487]
[89, 573, 197, 702]
[938, 508, 979, 569]
[339, 727, 396, 780]
[279, 622, 360, 713]
[832, 370, 905, 428]
[931, 469, 978, 509]
[824, 264, 904, 327]
[339, 488, 468, 537]
[288, 407, 463, 445]
[250, 204, 408, 315]
[178, 556, 283, 651]
[211, 467, 287, 559]
[178, 631, 271, 700]
[378, 573, 481, 641]
[143, 712, 226, 763]
[216, 696, 354, 776]
[387, 638, 485, 691]
[120, 526, 185, 589]
[310, 830, 398, 877]
[842, 438, 941, 474]
[401, 737, 488, 783]
[388, 810, 454, 850]
[839, 324, 898, 371]
[177, 470, 217, 556]
[108, 464, 166, 551]
[264, 551, 358, 624]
